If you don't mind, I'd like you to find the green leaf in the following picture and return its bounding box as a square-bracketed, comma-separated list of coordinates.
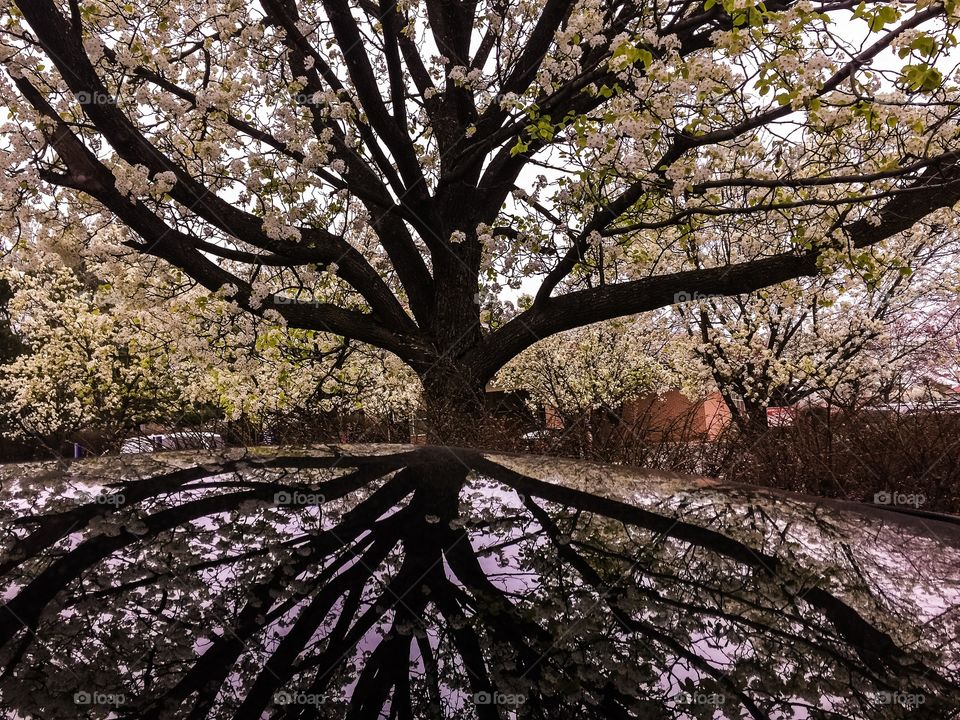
[902, 63, 943, 92]
[870, 5, 900, 31]
[509, 138, 529, 156]
[910, 34, 938, 57]
[612, 43, 643, 65]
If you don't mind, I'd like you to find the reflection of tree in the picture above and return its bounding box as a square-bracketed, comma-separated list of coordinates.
[0, 448, 957, 719]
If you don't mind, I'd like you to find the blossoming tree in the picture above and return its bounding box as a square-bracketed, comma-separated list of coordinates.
[4, 0, 960, 435]
[671, 211, 960, 430]
[0, 235, 419, 447]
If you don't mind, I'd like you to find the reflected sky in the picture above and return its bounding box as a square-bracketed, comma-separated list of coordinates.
[0, 445, 958, 719]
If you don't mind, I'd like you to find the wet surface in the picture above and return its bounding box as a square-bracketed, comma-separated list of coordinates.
[0, 445, 958, 718]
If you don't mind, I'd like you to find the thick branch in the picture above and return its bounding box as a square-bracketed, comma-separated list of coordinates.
[474, 155, 960, 382]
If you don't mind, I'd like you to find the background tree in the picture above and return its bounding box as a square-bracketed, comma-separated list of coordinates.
[0, 232, 418, 451]
[672, 213, 960, 432]
[4, 0, 960, 439]
[497, 317, 692, 452]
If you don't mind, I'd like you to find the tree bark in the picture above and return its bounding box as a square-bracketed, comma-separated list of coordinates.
[413, 230, 491, 444]
[419, 358, 486, 445]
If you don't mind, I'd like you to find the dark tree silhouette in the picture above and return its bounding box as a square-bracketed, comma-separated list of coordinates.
[0, 447, 957, 718]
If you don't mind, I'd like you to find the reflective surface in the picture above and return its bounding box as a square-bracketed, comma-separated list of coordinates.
[0, 445, 958, 719]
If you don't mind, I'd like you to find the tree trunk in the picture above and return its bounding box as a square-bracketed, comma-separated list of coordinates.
[737, 402, 770, 438]
[415, 234, 490, 445]
[419, 358, 486, 446]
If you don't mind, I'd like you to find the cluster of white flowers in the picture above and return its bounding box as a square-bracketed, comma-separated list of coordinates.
[446, 65, 484, 89]
[0, 231, 427, 437]
[113, 162, 153, 199]
[261, 212, 301, 242]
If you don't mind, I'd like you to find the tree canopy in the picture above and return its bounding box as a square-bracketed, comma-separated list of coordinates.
[4, 0, 960, 418]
